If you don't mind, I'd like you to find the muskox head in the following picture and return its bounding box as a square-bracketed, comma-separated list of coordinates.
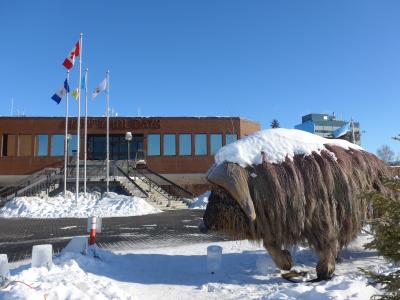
[200, 162, 256, 237]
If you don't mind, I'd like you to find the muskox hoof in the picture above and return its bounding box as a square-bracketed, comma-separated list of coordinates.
[271, 249, 293, 271]
[280, 250, 293, 271]
[265, 245, 293, 271]
[316, 262, 335, 280]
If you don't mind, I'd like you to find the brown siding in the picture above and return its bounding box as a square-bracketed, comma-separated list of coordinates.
[0, 117, 261, 176]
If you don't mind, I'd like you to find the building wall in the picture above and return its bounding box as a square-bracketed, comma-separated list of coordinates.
[0, 117, 261, 189]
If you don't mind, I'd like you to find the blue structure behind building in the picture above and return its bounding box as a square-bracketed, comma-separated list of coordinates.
[295, 113, 361, 145]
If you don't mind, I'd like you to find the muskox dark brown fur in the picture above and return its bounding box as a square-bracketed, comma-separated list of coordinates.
[201, 146, 390, 280]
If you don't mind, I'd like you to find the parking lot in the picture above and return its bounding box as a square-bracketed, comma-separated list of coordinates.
[0, 209, 230, 262]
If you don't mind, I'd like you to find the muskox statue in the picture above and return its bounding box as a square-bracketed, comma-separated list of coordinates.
[200, 129, 390, 280]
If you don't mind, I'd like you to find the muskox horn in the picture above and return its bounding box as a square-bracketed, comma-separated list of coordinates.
[207, 163, 256, 221]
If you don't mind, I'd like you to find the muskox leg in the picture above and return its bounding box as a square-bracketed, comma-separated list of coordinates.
[263, 242, 293, 271]
[316, 250, 336, 280]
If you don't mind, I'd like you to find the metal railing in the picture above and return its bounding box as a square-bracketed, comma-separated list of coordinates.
[0, 169, 63, 205]
[133, 167, 193, 199]
[114, 166, 148, 197]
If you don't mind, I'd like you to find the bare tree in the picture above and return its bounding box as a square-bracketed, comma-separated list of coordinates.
[376, 145, 395, 163]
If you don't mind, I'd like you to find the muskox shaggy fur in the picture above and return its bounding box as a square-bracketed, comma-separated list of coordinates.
[201, 145, 390, 280]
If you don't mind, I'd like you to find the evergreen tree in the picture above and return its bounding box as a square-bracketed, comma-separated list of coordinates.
[270, 119, 280, 129]
[361, 178, 400, 300]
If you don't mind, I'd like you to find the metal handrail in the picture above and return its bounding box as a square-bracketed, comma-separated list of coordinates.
[0, 168, 61, 199]
[135, 167, 194, 198]
[114, 166, 148, 197]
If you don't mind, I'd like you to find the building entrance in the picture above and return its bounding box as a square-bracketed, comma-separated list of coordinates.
[87, 134, 144, 160]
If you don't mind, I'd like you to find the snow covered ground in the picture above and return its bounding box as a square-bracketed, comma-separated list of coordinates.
[1, 231, 397, 300]
[0, 192, 161, 218]
[187, 191, 210, 209]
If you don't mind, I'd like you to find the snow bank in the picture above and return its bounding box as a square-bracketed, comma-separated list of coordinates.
[2, 249, 133, 300]
[187, 191, 210, 209]
[215, 128, 363, 167]
[2, 232, 398, 300]
[0, 191, 161, 218]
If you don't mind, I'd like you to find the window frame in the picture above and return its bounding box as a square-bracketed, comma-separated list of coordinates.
[50, 134, 65, 157]
[225, 133, 238, 145]
[194, 133, 208, 156]
[163, 133, 176, 156]
[147, 134, 161, 156]
[35, 134, 48, 157]
[210, 133, 223, 155]
[179, 134, 192, 156]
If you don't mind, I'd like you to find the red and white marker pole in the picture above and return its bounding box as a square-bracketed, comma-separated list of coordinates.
[89, 216, 97, 245]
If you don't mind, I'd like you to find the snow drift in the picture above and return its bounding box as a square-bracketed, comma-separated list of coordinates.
[0, 192, 161, 218]
[215, 128, 362, 167]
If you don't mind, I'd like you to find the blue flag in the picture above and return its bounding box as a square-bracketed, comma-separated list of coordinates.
[81, 75, 86, 89]
[51, 79, 70, 104]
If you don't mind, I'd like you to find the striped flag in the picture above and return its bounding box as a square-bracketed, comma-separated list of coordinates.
[51, 79, 70, 104]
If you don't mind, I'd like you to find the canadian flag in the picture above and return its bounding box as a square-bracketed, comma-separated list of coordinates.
[62, 41, 80, 70]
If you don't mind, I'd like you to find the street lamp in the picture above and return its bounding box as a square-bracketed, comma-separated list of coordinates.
[125, 132, 132, 175]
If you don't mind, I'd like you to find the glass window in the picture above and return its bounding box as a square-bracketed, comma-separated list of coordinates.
[68, 135, 78, 156]
[179, 134, 191, 156]
[226, 134, 238, 145]
[163, 134, 176, 156]
[210, 134, 222, 155]
[51, 135, 64, 156]
[147, 134, 160, 156]
[18, 135, 32, 156]
[87, 135, 106, 160]
[195, 134, 207, 156]
[2, 134, 17, 157]
[35, 135, 48, 157]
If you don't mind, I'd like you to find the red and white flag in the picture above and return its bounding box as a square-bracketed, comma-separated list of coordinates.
[62, 41, 80, 70]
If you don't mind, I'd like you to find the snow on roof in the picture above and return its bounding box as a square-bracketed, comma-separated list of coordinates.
[215, 128, 363, 167]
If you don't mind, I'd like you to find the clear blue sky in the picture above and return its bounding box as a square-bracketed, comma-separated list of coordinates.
[1, 0, 399, 154]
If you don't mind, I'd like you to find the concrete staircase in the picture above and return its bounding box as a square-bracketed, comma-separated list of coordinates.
[117, 176, 189, 210]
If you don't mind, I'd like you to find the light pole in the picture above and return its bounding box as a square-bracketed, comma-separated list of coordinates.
[125, 132, 132, 175]
[66, 134, 72, 166]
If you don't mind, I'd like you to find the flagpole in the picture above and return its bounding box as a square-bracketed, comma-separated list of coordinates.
[64, 71, 70, 199]
[106, 70, 110, 193]
[84, 68, 88, 196]
[76, 33, 83, 202]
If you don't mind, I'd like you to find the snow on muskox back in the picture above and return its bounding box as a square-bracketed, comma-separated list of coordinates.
[200, 128, 389, 280]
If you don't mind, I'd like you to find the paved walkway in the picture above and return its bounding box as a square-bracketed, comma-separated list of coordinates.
[0, 210, 230, 262]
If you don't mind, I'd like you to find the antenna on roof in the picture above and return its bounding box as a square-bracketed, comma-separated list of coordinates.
[10, 97, 14, 116]
[137, 106, 141, 116]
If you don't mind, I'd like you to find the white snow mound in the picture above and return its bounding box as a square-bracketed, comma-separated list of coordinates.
[0, 191, 161, 218]
[187, 191, 210, 209]
[215, 128, 363, 167]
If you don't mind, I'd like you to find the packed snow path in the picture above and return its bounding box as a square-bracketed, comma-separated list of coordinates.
[0, 210, 229, 262]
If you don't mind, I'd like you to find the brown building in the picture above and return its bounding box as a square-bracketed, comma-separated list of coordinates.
[0, 116, 260, 194]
